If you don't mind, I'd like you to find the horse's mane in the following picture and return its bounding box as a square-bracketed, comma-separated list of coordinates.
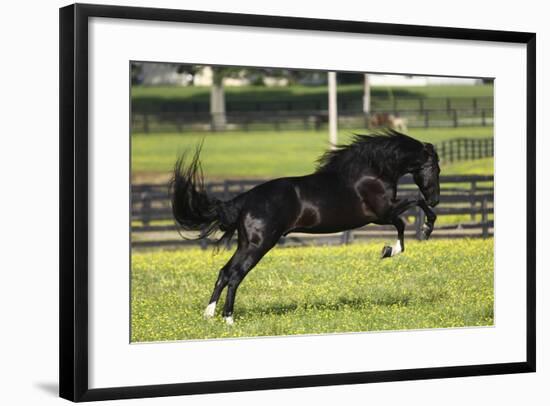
[315, 129, 426, 180]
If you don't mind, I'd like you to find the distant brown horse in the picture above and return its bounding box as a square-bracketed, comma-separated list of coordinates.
[369, 112, 408, 132]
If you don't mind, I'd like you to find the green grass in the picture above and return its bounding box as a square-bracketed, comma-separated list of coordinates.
[442, 157, 494, 175]
[131, 239, 494, 342]
[131, 127, 493, 181]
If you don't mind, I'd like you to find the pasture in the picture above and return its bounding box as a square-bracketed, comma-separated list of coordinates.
[131, 239, 493, 342]
[131, 127, 493, 182]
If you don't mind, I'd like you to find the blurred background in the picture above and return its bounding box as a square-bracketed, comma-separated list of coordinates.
[130, 62, 494, 249]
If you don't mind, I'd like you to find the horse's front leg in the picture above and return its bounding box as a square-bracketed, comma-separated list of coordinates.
[381, 216, 405, 259]
[416, 199, 437, 240]
[380, 198, 437, 259]
[390, 198, 437, 240]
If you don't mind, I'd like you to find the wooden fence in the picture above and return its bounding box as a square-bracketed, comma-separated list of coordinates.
[132, 108, 493, 133]
[435, 138, 494, 163]
[131, 175, 494, 249]
[133, 96, 493, 115]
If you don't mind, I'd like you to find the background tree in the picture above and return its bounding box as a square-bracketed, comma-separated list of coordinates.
[209, 67, 305, 131]
[210, 67, 243, 131]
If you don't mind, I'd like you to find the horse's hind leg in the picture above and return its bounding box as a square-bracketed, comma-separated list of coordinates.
[221, 245, 270, 324]
[203, 245, 266, 321]
[203, 258, 233, 319]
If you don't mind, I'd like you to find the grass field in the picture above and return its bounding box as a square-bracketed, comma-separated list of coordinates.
[131, 239, 493, 342]
[131, 127, 493, 182]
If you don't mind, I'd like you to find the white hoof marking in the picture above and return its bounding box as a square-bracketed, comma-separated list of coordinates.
[204, 302, 216, 319]
[391, 240, 402, 256]
[224, 316, 234, 325]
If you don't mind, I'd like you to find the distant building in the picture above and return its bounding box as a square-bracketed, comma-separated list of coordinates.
[139, 63, 193, 86]
[192, 66, 213, 86]
[367, 74, 483, 86]
[135, 62, 484, 87]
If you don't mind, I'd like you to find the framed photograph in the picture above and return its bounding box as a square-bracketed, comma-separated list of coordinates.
[59, 3, 536, 402]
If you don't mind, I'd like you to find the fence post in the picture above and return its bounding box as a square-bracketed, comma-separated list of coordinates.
[473, 97, 478, 114]
[419, 98, 424, 113]
[200, 230, 208, 250]
[446, 98, 451, 114]
[141, 191, 151, 227]
[440, 141, 447, 163]
[341, 230, 352, 245]
[143, 112, 149, 133]
[223, 180, 230, 201]
[470, 181, 477, 221]
[453, 109, 458, 128]
[424, 110, 429, 128]
[481, 110, 486, 127]
[481, 198, 489, 238]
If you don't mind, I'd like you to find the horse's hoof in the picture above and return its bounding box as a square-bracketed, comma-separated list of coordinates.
[203, 302, 216, 319]
[381, 246, 392, 259]
[421, 224, 433, 240]
[224, 316, 234, 325]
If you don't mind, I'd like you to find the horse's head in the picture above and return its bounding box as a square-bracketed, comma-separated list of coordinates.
[413, 143, 440, 207]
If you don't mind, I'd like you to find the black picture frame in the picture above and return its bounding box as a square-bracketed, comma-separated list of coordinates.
[59, 3, 536, 402]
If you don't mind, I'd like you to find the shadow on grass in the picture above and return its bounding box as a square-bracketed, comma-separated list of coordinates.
[237, 289, 448, 317]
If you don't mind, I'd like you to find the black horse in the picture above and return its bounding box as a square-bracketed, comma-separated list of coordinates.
[171, 130, 440, 324]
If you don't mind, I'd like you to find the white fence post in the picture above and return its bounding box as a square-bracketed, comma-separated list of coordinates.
[328, 72, 338, 149]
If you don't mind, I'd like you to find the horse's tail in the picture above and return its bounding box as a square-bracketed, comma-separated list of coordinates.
[170, 146, 244, 246]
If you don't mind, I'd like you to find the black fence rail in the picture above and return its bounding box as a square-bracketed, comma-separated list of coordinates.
[133, 96, 493, 115]
[131, 175, 494, 249]
[132, 108, 494, 133]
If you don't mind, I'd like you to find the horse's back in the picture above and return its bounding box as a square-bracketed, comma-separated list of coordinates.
[238, 173, 382, 236]
[238, 177, 302, 234]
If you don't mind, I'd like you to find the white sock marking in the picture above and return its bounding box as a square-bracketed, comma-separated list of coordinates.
[391, 240, 402, 256]
[204, 302, 216, 318]
[224, 316, 234, 325]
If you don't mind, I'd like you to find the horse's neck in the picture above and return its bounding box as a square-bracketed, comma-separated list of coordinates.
[352, 169, 400, 192]
[363, 168, 404, 186]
